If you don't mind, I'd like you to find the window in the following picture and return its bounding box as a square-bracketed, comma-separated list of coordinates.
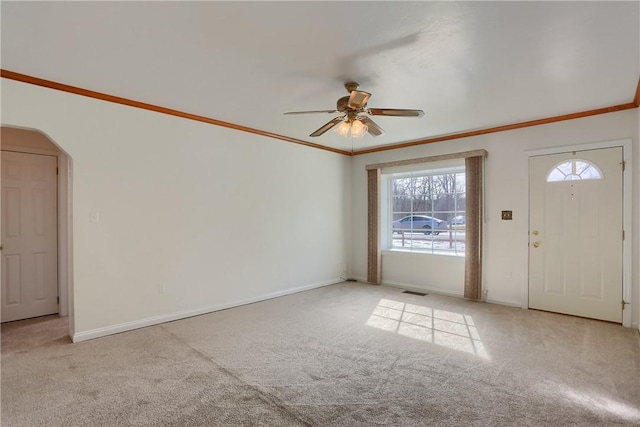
[384, 163, 466, 256]
[547, 160, 602, 182]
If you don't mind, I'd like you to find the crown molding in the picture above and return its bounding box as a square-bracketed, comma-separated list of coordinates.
[2, 69, 638, 158]
[0, 69, 352, 156]
[354, 81, 639, 156]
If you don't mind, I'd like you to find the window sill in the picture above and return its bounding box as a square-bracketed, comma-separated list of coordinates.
[382, 248, 465, 260]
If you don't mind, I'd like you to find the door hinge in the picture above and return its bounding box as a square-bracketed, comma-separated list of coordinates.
[622, 230, 625, 241]
[56, 167, 59, 175]
[622, 300, 629, 310]
[57, 296, 59, 304]
[621, 161, 626, 172]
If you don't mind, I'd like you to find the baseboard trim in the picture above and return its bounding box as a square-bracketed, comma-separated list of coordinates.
[348, 277, 464, 298]
[352, 276, 524, 307]
[381, 280, 464, 299]
[486, 297, 523, 308]
[72, 278, 340, 343]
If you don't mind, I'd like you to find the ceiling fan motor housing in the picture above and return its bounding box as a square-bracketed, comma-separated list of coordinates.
[337, 96, 351, 112]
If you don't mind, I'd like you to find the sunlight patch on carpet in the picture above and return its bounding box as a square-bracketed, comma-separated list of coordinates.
[554, 384, 640, 423]
[365, 298, 490, 359]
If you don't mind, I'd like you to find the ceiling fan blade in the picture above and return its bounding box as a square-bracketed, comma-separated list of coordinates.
[347, 90, 371, 109]
[309, 117, 344, 137]
[360, 117, 384, 136]
[368, 108, 424, 117]
[284, 109, 339, 115]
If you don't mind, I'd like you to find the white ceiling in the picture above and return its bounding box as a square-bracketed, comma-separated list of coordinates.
[2, 1, 639, 153]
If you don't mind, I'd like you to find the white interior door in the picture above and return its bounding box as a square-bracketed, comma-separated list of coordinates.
[1, 151, 58, 322]
[529, 147, 623, 322]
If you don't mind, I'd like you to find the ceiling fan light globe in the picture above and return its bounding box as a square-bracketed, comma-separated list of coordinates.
[335, 121, 351, 137]
[350, 120, 368, 138]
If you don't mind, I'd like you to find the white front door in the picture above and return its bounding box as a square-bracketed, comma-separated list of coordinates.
[1, 151, 58, 322]
[528, 147, 623, 322]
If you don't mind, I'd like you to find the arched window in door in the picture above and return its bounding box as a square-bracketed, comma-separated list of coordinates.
[547, 159, 603, 182]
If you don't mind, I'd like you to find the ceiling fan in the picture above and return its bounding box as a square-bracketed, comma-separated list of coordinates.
[284, 82, 424, 138]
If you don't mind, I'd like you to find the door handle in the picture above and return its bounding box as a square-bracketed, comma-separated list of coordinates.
[532, 241, 540, 248]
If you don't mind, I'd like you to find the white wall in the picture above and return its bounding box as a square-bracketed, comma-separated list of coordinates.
[381, 251, 465, 297]
[350, 110, 640, 326]
[1, 79, 350, 341]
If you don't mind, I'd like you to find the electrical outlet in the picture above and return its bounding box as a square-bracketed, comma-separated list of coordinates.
[501, 210, 513, 220]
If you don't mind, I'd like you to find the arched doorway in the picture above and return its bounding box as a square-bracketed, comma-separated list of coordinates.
[1, 126, 73, 337]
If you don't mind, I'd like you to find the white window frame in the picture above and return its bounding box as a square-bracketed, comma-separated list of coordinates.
[547, 159, 604, 182]
[381, 159, 466, 256]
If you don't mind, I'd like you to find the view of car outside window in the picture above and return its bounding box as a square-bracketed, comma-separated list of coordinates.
[391, 170, 466, 256]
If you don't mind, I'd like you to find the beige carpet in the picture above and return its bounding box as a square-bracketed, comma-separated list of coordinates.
[2, 282, 639, 426]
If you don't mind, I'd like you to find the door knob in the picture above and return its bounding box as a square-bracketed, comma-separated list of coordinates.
[532, 230, 539, 236]
[532, 241, 540, 248]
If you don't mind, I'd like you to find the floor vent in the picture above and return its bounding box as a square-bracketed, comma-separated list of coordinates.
[402, 290, 427, 296]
